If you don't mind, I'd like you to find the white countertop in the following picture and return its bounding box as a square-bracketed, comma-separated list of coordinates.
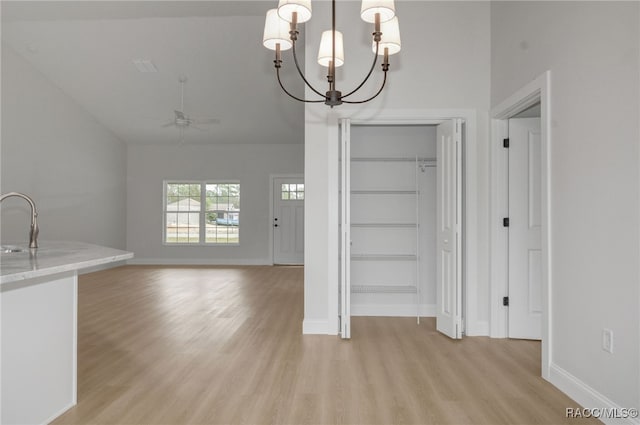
[0, 241, 133, 285]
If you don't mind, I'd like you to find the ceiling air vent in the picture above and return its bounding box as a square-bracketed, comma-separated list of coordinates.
[132, 59, 158, 73]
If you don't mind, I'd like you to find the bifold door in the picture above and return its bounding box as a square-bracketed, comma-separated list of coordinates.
[436, 119, 463, 339]
[339, 119, 351, 339]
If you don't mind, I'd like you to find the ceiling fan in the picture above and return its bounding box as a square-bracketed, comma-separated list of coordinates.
[162, 76, 219, 142]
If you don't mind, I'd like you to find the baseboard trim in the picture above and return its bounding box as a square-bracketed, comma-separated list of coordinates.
[351, 303, 436, 317]
[549, 363, 639, 425]
[302, 319, 330, 335]
[127, 258, 271, 266]
[42, 401, 76, 425]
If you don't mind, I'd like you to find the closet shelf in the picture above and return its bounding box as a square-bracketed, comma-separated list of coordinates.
[351, 254, 417, 261]
[351, 285, 417, 294]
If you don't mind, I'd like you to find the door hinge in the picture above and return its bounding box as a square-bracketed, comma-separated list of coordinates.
[503, 217, 509, 227]
[503, 296, 509, 306]
[503, 138, 510, 148]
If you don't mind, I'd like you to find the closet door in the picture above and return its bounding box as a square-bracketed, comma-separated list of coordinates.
[339, 118, 351, 339]
[436, 119, 462, 339]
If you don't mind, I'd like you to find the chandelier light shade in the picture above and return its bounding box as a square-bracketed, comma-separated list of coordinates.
[318, 30, 344, 67]
[263, 0, 400, 107]
[263, 9, 293, 51]
[277, 0, 312, 23]
[360, 0, 396, 23]
[373, 17, 401, 55]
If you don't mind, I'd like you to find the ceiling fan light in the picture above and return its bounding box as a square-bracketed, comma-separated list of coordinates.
[317, 30, 344, 67]
[361, 0, 395, 23]
[372, 16, 401, 55]
[263, 9, 293, 51]
[278, 0, 312, 23]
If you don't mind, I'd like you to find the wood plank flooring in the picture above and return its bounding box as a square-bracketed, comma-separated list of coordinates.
[52, 265, 598, 425]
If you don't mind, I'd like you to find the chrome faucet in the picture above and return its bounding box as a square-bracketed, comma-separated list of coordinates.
[0, 192, 39, 248]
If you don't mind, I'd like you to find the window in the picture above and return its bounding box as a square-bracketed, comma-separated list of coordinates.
[164, 182, 240, 245]
[281, 183, 304, 200]
[205, 183, 240, 244]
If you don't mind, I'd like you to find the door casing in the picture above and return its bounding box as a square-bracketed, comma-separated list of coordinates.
[490, 71, 551, 379]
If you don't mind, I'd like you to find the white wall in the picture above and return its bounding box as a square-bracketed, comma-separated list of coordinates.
[491, 1, 639, 414]
[1, 46, 127, 249]
[126, 143, 303, 264]
[303, 1, 491, 334]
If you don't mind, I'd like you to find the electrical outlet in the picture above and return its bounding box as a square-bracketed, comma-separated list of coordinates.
[602, 329, 614, 354]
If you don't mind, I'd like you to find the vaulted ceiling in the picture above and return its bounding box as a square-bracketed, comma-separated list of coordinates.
[1, 1, 305, 145]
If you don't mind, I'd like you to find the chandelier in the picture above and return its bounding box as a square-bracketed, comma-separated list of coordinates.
[262, 0, 401, 107]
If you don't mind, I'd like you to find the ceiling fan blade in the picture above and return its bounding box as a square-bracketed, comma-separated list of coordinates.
[161, 121, 176, 128]
[192, 118, 221, 125]
[189, 125, 207, 131]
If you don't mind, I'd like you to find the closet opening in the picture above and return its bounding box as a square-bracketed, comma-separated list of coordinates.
[339, 119, 464, 340]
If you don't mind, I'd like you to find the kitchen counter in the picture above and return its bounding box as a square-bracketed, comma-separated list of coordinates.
[1, 241, 133, 425]
[1, 240, 133, 285]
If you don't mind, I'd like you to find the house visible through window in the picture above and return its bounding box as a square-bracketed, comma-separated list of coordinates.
[205, 183, 240, 244]
[164, 182, 240, 245]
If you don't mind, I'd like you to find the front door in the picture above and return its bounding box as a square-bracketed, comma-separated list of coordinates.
[508, 117, 542, 340]
[273, 177, 304, 265]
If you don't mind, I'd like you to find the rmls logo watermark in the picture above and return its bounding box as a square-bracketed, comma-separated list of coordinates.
[566, 407, 639, 419]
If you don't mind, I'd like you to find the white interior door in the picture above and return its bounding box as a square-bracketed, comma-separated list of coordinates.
[436, 119, 462, 339]
[273, 177, 304, 265]
[508, 118, 542, 339]
[339, 119, 351, 339]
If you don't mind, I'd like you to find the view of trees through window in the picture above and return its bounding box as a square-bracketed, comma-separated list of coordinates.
[165, 182, 240, 244]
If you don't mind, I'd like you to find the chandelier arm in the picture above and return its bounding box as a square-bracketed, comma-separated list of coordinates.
[341, 43, 380, 99]
[276, 67, 324, 103]
[342, 71, 388, 104]
[292, 41, 326, 98]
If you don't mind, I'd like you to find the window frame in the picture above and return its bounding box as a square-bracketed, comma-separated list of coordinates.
[281, 183, 305, 200]
[163, 180, 240, 246]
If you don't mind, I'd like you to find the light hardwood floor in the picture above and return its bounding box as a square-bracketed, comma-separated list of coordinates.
[53, 266, 598, 425]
